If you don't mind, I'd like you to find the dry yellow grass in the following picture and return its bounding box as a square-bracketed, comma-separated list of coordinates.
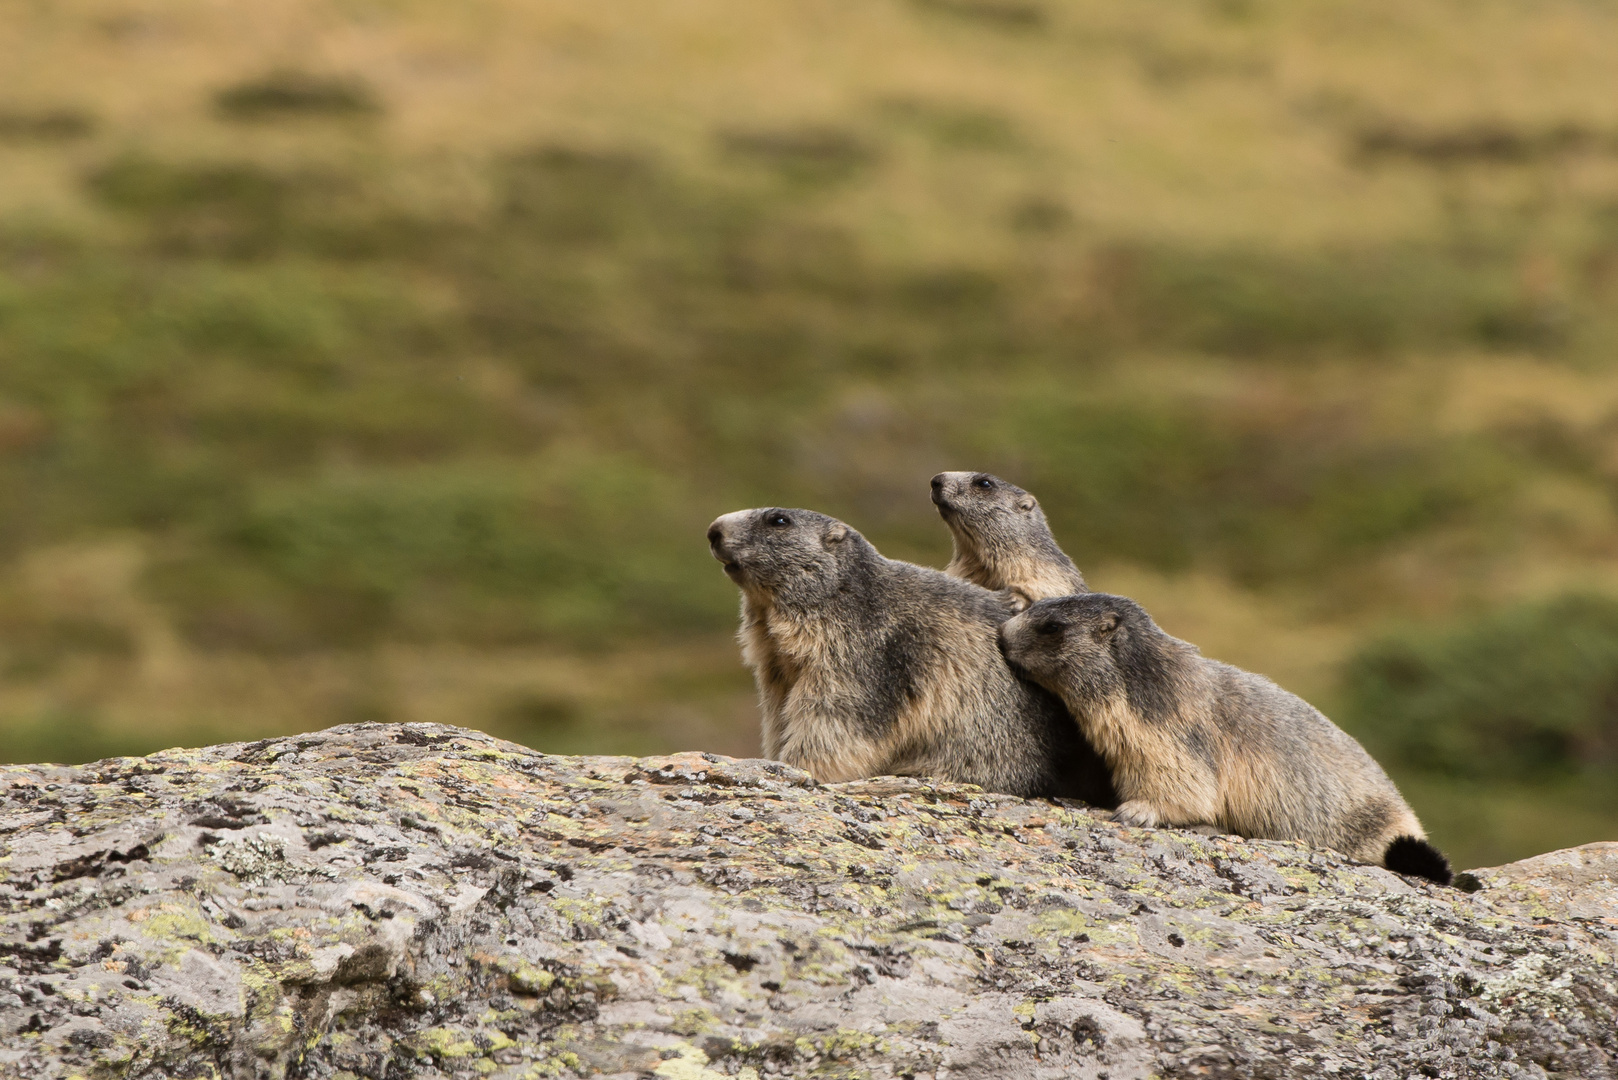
[6, 0, 1618, 245]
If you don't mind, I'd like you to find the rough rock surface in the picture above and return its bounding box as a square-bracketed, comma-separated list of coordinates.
[1, 723, 1614, 1080]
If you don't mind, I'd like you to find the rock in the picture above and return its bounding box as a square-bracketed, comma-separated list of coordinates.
[1456, 843, 1618, 922]
[0, 722, 1612, 1080]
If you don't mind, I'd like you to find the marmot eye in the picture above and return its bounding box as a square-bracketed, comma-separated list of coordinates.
[1034, 619, 1063, 636]
[974, 477, 994, 489]
[767, 513, 792, 527]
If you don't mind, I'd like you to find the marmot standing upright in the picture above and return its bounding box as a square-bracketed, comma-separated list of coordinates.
[931, 472, 1086, 611]
[1000, 593, 1452, 884]
[707, 507, 1116, 804]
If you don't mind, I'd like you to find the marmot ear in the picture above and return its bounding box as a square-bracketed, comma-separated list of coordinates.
[825, 523, 848, 543]
[1094, 612, 1120, 637]
[1006, 589, 1031, 614]
[1016, 495, 1037, 512]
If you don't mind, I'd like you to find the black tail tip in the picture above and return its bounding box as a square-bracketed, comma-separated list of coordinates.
[1384, 835, 1453, 886]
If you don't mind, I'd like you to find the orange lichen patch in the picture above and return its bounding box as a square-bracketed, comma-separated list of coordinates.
[125, 903, 188, 923]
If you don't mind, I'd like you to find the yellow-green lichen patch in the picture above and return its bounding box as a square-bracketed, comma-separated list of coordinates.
[665, 1006, 719, 1036]
[1172, 921, 1244, 952]
[1034, 906, 1135, 949]
[520, 1049, 585, 1078]
[649, 1042, 751, 1080]
[166, 1006, 230, 1049]
[127, 902, 217, 961]
[1275, 866, 1321, 893]
[241, 962, 295, 1044]
[86, 1032, 137, 1068]
[795, 1027, 884, 1063]
[404, 1025, 516, 1060]
[548, 895, 612, 931]
[471, 951, 557, 995]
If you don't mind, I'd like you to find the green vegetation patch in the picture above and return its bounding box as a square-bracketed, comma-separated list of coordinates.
[1343, 594, 1618, 781]
[912, 0, 1048, 30]
[147, 454, 731, 650]
[214, 71, 382, 121]
[0, 107, 95, 142]
[977, 396, 1520, 587]
[1085, 243, 1562, 357]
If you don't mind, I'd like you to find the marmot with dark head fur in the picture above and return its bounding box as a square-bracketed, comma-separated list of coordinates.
[707, 507, 1116, 804]
[931, 472, 1086, 611]
[1000, 593, 1452, 884]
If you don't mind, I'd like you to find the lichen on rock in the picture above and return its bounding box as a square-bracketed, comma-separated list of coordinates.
[0, 723, 1614, 1079]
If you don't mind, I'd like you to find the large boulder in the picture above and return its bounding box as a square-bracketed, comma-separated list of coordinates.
[0, 723, 1613, 1079]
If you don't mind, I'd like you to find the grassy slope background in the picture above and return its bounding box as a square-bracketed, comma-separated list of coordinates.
[3, 0, 1618, 867]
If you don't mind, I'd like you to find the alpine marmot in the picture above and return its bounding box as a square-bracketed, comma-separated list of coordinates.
[1000, 592, 1451, 884]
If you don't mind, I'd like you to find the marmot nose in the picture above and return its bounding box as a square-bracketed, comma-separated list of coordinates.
[706, 524, 724, 548]
[930, 474, 948, 504]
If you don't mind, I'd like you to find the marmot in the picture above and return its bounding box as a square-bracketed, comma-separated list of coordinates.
[1000, 593, 1452, 884]
[707, 507, 1116, 805]
[931, 472, 1086, 611]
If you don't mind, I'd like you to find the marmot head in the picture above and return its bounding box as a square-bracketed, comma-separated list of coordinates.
[707, 508, 871, 606]
[931, 471, 1041, 530]
[931, 471, 1082, 605]
[1000, 593, 1156, 705]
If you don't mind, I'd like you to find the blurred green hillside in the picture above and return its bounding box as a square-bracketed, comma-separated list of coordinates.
[3, 0, 1618, 868]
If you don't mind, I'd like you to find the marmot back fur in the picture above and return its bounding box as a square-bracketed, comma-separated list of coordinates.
[932, 472, 1086, 610]
[1000, 593, 1451, 884]
[708, 507, 1116, 805]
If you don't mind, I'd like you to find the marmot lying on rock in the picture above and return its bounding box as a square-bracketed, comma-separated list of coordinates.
[708, 507, 1116, 805]
[931, 471, 1086, 611]
[1001, 592, 1452, 885]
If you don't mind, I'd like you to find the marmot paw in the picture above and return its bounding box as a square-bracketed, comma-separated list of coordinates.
[1112, 801, 1162, 828]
